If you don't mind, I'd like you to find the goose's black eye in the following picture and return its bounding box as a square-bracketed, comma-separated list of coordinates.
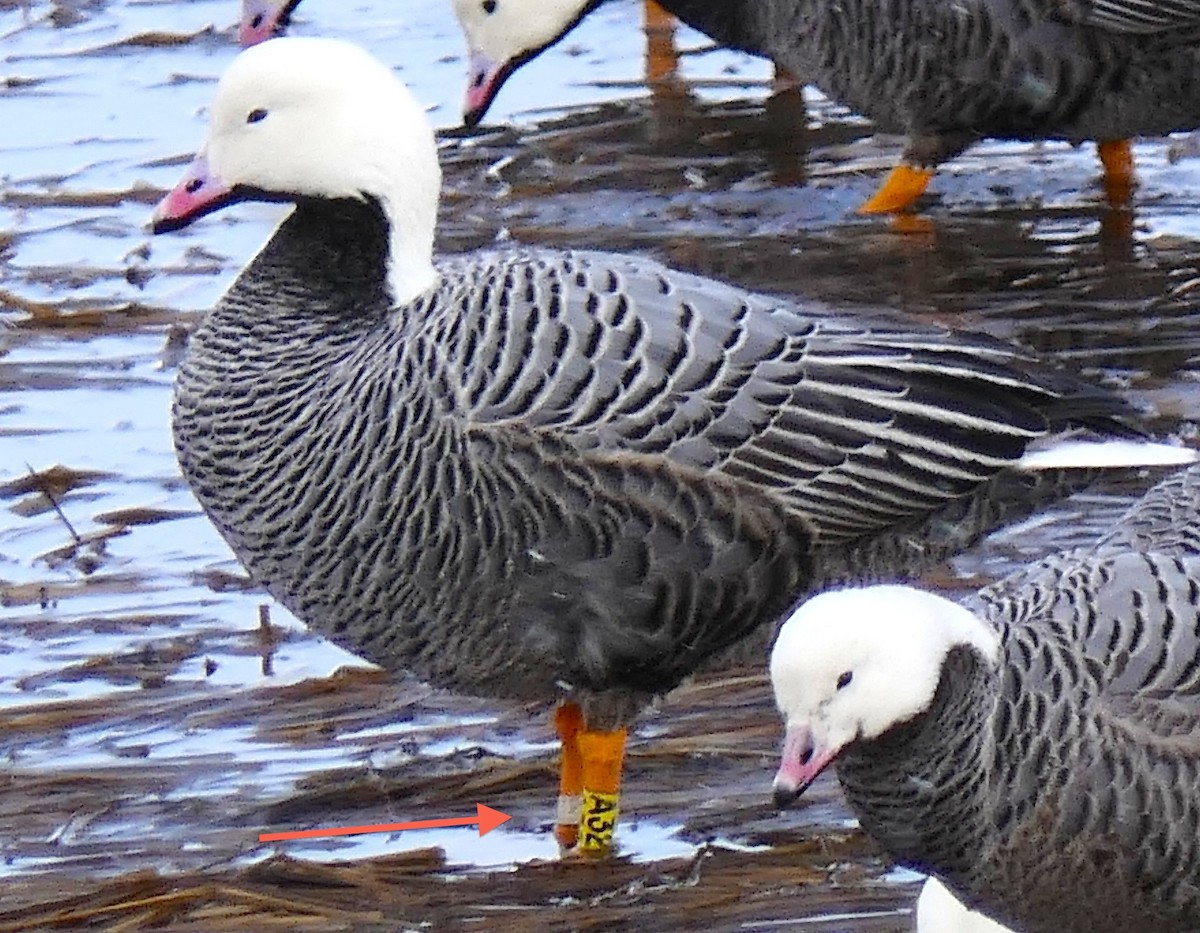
[482, 0, 497, 13]
[247, 108, 268, 124]
[836, 671, 853, 690]
[250, 13, 264, 27]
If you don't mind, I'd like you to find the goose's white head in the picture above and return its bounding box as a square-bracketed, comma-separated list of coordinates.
[769, 585, 1000, 806]
[452, 0, 592, 125]
[238, 0, 299, 47]
[151, 37, 440, 305]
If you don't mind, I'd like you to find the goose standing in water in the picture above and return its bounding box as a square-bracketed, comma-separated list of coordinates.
[151, 36, 1188, 853]
[772, 466, 1200, 931]
[444, 0, 1200, 212]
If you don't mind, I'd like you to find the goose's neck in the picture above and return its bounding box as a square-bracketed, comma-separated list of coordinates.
[837, 645, 996, 876]
[215, 196, 408, 334]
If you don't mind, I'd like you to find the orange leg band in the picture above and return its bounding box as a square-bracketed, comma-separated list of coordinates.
[575, 727, 628, 852]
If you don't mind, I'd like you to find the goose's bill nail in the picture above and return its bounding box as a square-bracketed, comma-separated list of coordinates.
[150, 153, 232, 234]
[239, 0, 281, 47]
[773, 724, 836, 807]
[463, 49, 510, 127]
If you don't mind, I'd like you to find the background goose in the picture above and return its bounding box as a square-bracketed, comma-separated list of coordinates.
[440, 0, 1200, 213]
[239, 0, 298, 45]
[151, 35, 1189, 854]
[771, 465, 1200, 932]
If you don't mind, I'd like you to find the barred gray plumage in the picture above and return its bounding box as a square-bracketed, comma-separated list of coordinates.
[772, 466, 1200, 933]
[159, 36, 1173, 728]
[173, 214, 1142, 718]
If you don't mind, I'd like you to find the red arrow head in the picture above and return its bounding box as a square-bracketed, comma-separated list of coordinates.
[476, 804, 512, 836]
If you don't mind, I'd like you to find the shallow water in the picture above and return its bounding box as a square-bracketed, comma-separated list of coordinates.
[3, 0, 1200, 929]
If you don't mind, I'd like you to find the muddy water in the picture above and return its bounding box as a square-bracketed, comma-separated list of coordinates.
[2, 1, 1200, 929]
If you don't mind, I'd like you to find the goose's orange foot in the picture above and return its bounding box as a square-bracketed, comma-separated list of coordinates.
[859, 164, 935, 215]
[1097, 139, 1134, 206]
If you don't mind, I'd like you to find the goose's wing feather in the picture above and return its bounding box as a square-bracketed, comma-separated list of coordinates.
[436, 251, 1115, 544]
[979, 462, 1200, 741]
[1051, 0, 1200, 34]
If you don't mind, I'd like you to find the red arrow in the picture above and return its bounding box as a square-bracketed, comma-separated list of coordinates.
[258, 804, 512, 843]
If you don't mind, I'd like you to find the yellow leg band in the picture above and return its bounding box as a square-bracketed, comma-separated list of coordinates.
[578, 789, 620, 851]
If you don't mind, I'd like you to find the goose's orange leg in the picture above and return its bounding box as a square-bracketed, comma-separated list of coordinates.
[772, 64, 801, 93]
[554, 702, 585, 849]
[576, 726, 629, 853]
[1097, 139, 1134, 206]
[644, 0, 679, 85]
[858, 164, 935, 214]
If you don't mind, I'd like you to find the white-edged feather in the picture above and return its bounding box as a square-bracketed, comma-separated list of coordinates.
[917, 878, 1016, 933]
[1017, 438, 1197, 471]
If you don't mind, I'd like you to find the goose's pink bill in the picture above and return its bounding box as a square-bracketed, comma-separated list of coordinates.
[773, 723, 837, 806]
[150, 153, 232, 233]
[239, 0, 283, 47]
[463, 49, 507, 127]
